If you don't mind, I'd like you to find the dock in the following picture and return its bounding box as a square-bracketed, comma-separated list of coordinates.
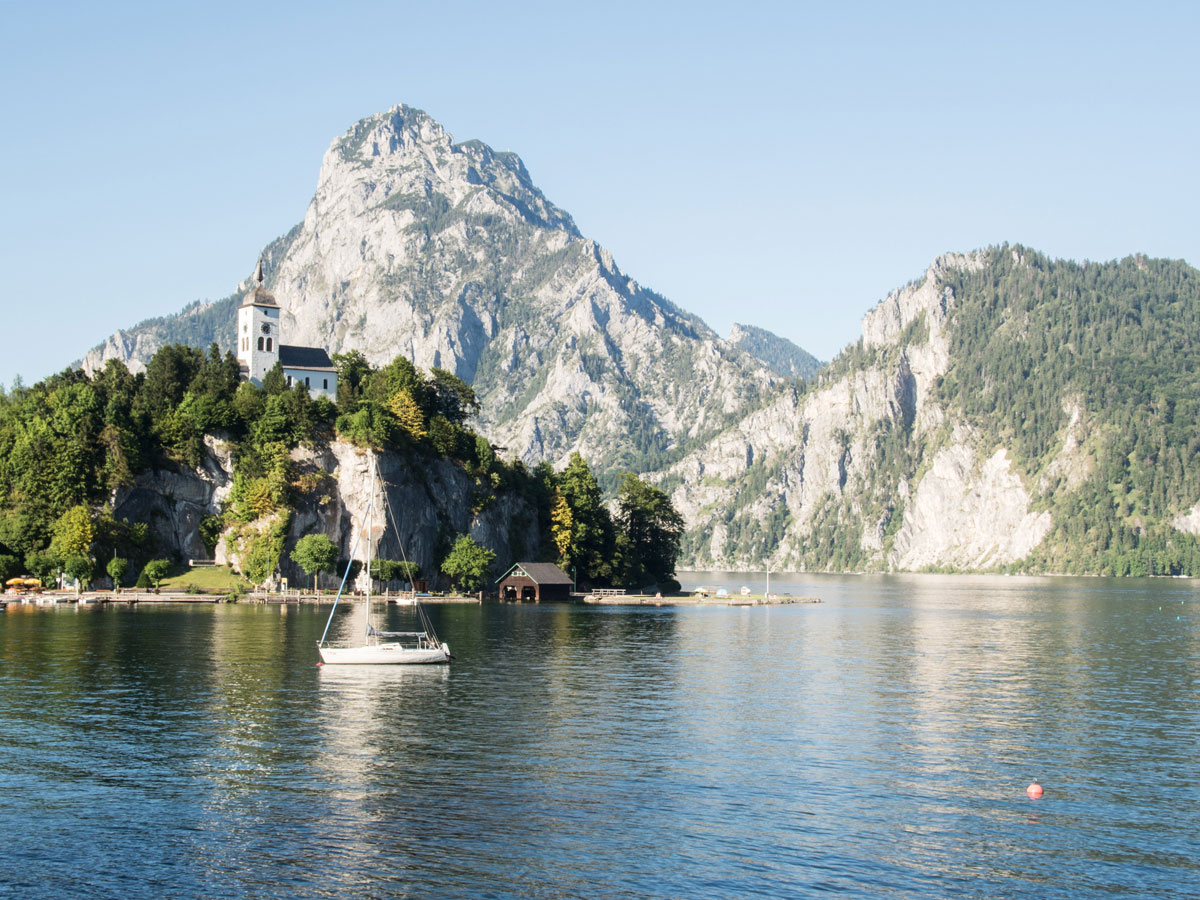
[582, 593, 820, 607]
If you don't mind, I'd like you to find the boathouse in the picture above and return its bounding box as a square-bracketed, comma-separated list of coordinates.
[496, 563, 573, 602]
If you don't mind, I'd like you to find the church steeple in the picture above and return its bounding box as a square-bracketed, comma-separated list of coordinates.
[237, 256, 280, 383]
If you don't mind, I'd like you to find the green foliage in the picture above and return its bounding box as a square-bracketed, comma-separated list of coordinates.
[106, 556, 128, 587]
[238, 516, 291, 585]
[63, 555, 94, 589]
[25, 550, 57, 584]
[730, 323, 823, 379]
[336, 401, 393, 449]
[427, 368, 480, 425]
[291, 533, 339, 583]
[555, 453, 616, 585]
[49, 505, 94, 561]
[370, 558, 419, 588]
[440, 534, 496, 593]
[333, 350, 373, 409]
[613, 473, 684, 589]
[141, 559, 170, 588]
[260, 363, 288, 396]
[199, 515, 224, 555]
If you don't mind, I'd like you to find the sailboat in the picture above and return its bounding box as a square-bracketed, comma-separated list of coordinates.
[317, 455, 451, 665]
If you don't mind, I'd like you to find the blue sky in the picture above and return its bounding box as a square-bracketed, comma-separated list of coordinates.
[2, 1, 1197, 387]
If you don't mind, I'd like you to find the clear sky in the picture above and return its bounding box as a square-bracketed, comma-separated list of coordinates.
[2, 1, 1197, 388]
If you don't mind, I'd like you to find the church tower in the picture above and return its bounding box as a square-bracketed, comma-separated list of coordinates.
[236, 258, 280, 384]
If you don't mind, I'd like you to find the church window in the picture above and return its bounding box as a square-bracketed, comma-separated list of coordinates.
[287, 375, 292, 387]
[258, 337, 264, 351]
[266, 338, 273, 352]
[323, 379, 328, 389]
[305, 377, 310, 387]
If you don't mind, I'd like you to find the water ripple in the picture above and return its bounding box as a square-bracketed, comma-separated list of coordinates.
[1, 581, 1197, 898]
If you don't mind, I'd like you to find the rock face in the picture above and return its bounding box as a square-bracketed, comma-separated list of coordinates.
[112, 435, 236, 561]
[889, 433, 1051, 570]
[82, 106, 778, 479]
[81, 107, 1177, 574]
[116, 435, 538, 589]
[666, 253, 1053, 572]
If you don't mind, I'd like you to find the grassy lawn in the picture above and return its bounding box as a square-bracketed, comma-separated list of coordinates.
[158, 565, 251, 593]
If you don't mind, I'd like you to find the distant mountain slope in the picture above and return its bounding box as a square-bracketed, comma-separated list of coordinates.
[76, 107, 1200, 574]
[80, 106, 805, 483]
[80, 226, 300, 371]
[665, 246, 1200, 575]
[728, 323, 822, 379]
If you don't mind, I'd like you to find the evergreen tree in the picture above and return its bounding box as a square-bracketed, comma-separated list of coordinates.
[614, 473, 683, 589]
[556, 452, 615, 584]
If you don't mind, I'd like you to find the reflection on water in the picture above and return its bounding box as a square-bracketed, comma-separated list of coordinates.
[1, 579, 1197, 898]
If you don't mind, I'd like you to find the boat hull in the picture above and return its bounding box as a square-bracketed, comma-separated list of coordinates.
[318, 643, 450, 665]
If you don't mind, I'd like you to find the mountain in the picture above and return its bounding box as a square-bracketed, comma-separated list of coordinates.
[728, 323, 822, 379]
[665, 247, 1200, 575]
[77, 106, 1200, 575]
[81, 105, 789, 484]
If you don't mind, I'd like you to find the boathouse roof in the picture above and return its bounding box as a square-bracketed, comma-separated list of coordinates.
[496, 563, 572, 585]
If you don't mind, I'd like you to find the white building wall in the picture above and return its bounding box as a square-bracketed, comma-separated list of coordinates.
[236, 304, 280, 384]
[284, 368, 338, 402]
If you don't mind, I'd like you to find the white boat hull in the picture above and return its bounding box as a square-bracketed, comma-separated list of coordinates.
[318, 642, 450, 665]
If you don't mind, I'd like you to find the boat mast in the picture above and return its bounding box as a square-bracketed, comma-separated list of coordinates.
[364, 453, 375, 644]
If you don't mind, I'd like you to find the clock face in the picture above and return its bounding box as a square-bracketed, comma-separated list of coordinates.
[261, 323, 271, 334]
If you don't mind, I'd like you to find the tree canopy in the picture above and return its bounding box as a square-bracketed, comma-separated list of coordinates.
[441, 534, 496, 593]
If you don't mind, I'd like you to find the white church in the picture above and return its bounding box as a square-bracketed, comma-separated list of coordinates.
[236, 260, 338, 401]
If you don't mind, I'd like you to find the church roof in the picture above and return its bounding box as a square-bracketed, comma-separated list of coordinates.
[240, 286, 279, 308]
[279, 344, 336, 371]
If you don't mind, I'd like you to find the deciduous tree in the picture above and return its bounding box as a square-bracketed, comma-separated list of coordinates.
[441, 534, 495, 593]
[291, 533, 339, 591]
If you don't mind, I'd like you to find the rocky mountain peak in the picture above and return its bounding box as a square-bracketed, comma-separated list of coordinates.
[75, 105, 807, 498]
[308, 104, 578, 239]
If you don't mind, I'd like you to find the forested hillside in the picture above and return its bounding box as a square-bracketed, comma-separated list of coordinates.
[937, 248, 1200, 573]
[664, 247, 1200, 576]
[0, 346, 683, 591]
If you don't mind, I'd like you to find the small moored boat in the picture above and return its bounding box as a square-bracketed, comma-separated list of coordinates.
[317, 455, 450, 666]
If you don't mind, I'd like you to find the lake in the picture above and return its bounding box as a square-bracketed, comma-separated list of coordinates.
[1, 574, 1197, 898]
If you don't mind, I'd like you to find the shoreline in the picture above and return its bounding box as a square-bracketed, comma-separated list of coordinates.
[4, 590, 820, 608]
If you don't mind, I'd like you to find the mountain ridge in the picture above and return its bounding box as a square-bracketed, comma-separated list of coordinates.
[81, 105, 795, 485]
[74, 105, 1200, 574]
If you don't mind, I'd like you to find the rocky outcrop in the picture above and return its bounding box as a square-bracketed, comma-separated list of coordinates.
[112, 435, 235, 561]
[890, 430, 1051, 570]
[81, 105, 779, 478]
[728, 323, 822, 379]
[118, 435, 538, 589]
[667, 253, 1053, 572]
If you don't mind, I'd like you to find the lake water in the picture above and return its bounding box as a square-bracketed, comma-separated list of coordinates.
[1, 574, 1197, 899]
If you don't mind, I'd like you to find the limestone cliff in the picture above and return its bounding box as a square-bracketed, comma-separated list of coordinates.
[666, 253, 1058, 572]
[114, 435, 537, 589]
[82, 106, 778, 478]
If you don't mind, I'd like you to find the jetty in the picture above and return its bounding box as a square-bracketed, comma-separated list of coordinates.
[582, 592, 820, 607]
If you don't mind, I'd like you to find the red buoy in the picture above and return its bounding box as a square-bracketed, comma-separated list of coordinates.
[1027, 782, 1044, 799]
